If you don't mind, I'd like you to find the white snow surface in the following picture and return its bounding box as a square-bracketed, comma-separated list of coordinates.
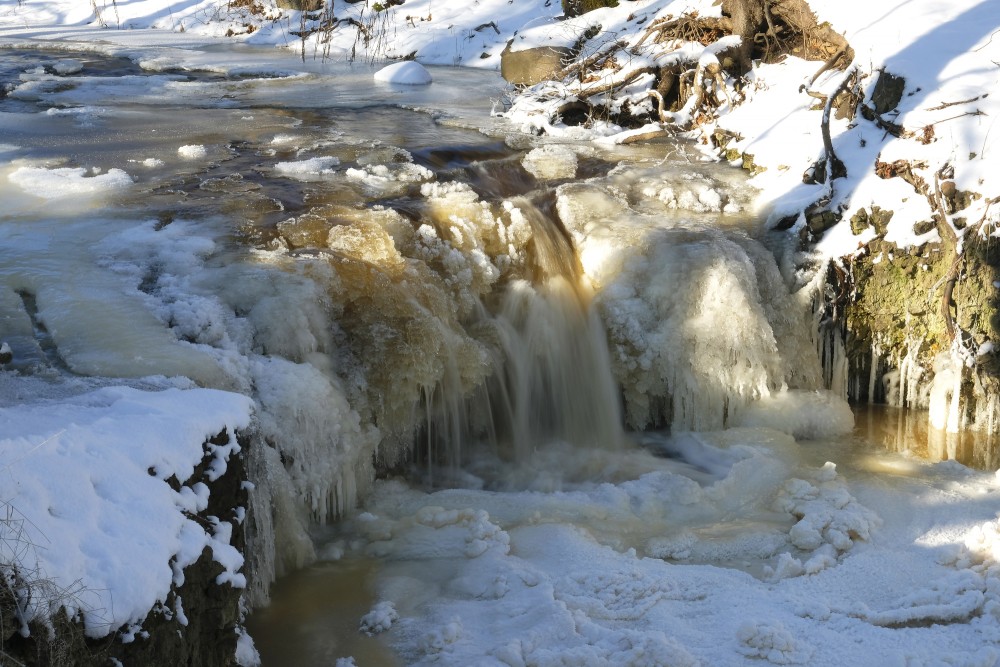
[0, 383, 253, 637]
[373, 61, 432, 85]
[339, 434, 1000, 667]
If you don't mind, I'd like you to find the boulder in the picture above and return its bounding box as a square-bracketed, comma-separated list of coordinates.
[275, 0, 325, 11]
[562, 0, 620, 18]
[500, 42, 572, 86]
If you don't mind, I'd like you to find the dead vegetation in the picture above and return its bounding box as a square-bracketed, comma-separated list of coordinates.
[529, 0, 855, 137]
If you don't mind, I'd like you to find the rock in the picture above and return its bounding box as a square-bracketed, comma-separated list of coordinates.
[871, 71, 905, 115]
[806, 209, 839, 236]
[0, 342, 10, 365]
[374, 61, 432, 85]
[275, 0, 324, 10]
[500, 42, 572, 86]
[562, 0, 619, 18]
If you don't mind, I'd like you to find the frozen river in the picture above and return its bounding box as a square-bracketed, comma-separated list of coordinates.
[3, 42, 1000, 667]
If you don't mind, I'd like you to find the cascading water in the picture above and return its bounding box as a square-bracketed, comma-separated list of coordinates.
[415, 193, 626, 473]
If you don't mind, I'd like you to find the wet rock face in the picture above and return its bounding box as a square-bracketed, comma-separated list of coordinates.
[844, 235, 1000, 405]
[2, 433, 251, 667]
[500, 43, 573, 86]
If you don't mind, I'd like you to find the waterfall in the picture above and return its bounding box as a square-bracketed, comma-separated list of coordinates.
[416, 195, 626, 472]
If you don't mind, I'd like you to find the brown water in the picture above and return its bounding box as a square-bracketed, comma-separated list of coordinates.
[854, 404, 1000, 471]
[245, 559, 399, 667]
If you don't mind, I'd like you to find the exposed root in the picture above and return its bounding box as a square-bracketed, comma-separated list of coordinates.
[633, 14, 730, 53]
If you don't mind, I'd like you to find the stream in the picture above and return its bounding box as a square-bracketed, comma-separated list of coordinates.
[2, 43, 999, 667]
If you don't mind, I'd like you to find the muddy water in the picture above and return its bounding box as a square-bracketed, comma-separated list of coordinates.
[245, 559, 399, 667]
[854, 404, 1000, 471]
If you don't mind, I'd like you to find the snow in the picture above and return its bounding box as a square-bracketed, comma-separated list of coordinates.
[178, 144, 208, 159]
[2, 1, 1000, 666]
[8, 165, 133, 198]
[0, 383, 252, 637]
[317, 434, 1000, 667]
[359, 601, 398, 635]
[373, 61, 432, 86]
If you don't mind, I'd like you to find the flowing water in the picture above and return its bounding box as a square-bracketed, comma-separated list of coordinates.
[2, 43, 997, 666]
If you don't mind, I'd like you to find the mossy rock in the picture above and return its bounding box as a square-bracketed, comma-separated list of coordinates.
[807, 209, 839, 235]
[850, 206, 894, 235]
[844, 234, 1000, 401]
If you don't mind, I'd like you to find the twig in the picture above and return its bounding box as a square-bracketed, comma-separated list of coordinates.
[555, 40, 626, 80]
[927, 95, 985, 111]
[927, 110, 987, 126]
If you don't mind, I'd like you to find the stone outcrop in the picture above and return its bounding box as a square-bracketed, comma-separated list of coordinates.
[500, 42, 573, 86]
[275, 0, 324, 11]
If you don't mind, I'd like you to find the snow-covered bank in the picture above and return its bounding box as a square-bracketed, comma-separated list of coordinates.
[0, 376, 255, 663]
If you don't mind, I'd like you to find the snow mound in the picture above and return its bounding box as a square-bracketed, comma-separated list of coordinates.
[8, 166, 133, 198]
[178, 144, 207, 159]
[359, 601, 398, 635]
[0, 385, 253, 637]
[736, 620, 813, 664]
[374, 61, 432, 85]
[768, 463, 881, 579]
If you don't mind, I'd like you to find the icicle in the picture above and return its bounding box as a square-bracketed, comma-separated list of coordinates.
[867, 344, 880, 405]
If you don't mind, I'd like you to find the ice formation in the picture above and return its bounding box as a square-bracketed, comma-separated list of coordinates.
[555, 165, 825, 431]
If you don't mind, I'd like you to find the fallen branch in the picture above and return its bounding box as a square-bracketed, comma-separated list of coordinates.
[575, 66, 657, 101]
[819, 65, 856, 186]
[556, 40, 627, 80]
[474, 21, 500, 35]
